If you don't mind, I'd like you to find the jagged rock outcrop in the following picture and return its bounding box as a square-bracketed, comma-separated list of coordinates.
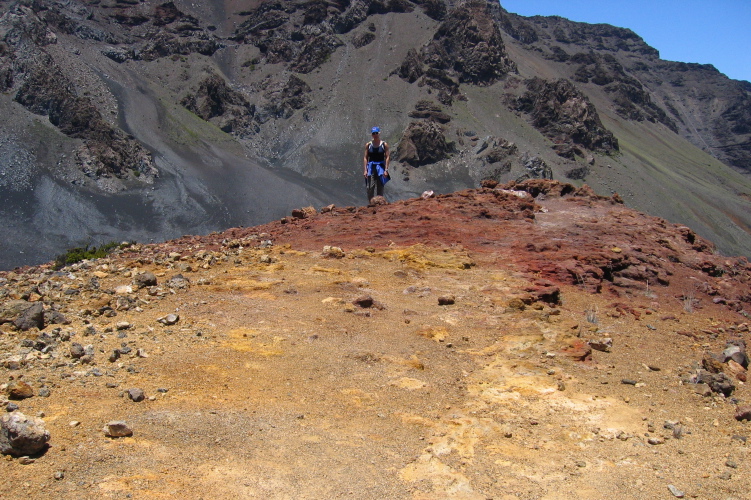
[570, 52, 676, 131]
[138, 31, 223, 61]
[515, 77, 619, 157]
[1, 4, 156, 185]
[396, 120, 455, 166]
[397, 0, 516, 104]
[257, 74, 312, 123]
[14, 63, 156, 181]
[181, 74, 258, 135]
[408, 100, 450, 123]
[232, 2, 345, 74]
[515, 155, 553, 182]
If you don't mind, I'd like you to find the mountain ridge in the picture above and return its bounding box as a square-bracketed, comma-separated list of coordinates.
[0, 0, 750, 270]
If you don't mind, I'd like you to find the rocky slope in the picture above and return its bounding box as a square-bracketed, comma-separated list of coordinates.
[2, 180, 751, 499]
[0, 0, 750, 270]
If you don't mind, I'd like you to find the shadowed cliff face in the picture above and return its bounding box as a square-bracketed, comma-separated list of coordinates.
[0, 0, 750, 271]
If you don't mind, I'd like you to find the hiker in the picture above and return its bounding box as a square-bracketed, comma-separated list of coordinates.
[363, 126, 390, 202]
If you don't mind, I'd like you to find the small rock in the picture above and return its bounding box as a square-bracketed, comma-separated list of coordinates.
[437, 295, 455, 306]
[648, 437, 665, 445]
[322, 246, 345, 258]
[12, 302, 44, 331]
[588, 338, 612, 353]
[103, 421, 132, 438]
[694, 383, 713, 397]
[69, 342, 85, 359]
[352, 295, 374, 308]
[559, 340, 592, 362]
[6, 381, 34, 400]
[621, 379, 637, 386]
[54, 471, 65, 480]
[133, 272, 157, 289]
[6, 403, 19, 412]
[667, 484, 685, 498]
[734, 406, 751, 422]
[722, 343, 749, 369]
[157, 314, 179, 326]
[726, 360, 747, 382]
[128, 388, 145, 402]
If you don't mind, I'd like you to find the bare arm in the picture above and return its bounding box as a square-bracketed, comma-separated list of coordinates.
[363, 143, 369, 176]
[384, 142, 390, 171]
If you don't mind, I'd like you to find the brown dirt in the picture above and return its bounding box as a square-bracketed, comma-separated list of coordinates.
[2, 182, 751, 499]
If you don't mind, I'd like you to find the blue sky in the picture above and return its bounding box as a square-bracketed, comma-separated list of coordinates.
[499, 1, 751, 83]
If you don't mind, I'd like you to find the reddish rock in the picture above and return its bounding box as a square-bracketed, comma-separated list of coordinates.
[735, 406, 751, 422]
[7, 381, 34, 400]
[559, 340, 593, 362]
[726, 360, 747, 382]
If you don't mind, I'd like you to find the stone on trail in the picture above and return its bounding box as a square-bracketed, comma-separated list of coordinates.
[158, 314, 179, 325]
[588, 337, 612, 353]
[6, 381, 34, 400]
[735, 406, 751, 422]
[12, 302, 44, 331]
[437, 295, 455, 306]
[103, 421, 133, 438]
[0, 412, 50, 457]
[352, 295, 374, 308]
[128, 388, 145, 402]
[70, 342, 85, 359]
[667, 484, 685, 498]
[133, 271, 157, 289]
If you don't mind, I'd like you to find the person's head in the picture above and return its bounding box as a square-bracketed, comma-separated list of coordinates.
[371, 126, 380, 139]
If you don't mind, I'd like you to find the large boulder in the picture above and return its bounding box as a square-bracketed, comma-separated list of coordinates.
[396, 121, 455, 166]
[0, 412, 50, 457]
[8, 302, 44, 331]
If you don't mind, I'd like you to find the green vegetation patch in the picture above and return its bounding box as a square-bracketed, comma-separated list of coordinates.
[53, 241, 127, 270]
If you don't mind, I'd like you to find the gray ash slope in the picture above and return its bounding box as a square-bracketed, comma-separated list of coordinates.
[0, 0, 750, 270]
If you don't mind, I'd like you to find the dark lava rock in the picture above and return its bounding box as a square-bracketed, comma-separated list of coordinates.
[133, 271, 158, 289]
[696, 370, 736, 397]
[515, 77, 619, 156]
[69, 343, 85, 359]
[181, 73, 257, 134]
[352, 295, 374, 308]
[396, 121, 455, 166]
[12, 302, 44, 331]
